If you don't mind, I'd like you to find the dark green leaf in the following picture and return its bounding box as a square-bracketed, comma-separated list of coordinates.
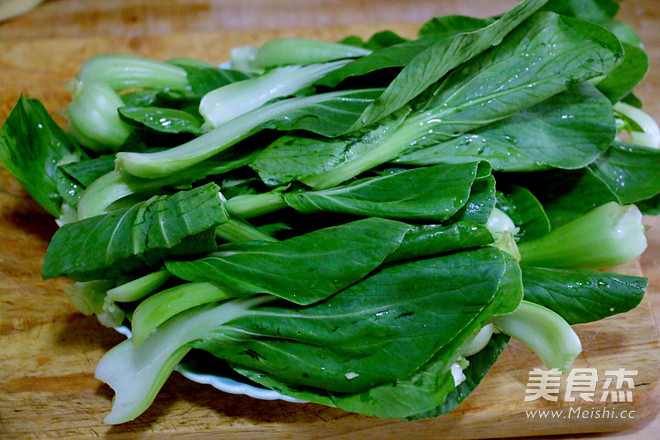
[0, 96, 83, 216]
[417, 13, 622, 138]
[396, 83, 615, 171]
[418, 15, 494, 38]
[449, 171, 497, 225]
[589, 141, 660, 204]
[59, 155, 116, 187]
[166, 217, 412, 305]
[621, 92, 643, 108]
[262, 88, 383, 137]
[198, 247, 519, 396]
[54, 167, 86, 209]
[509, 169, 617, 228]
[406, 333, 510, 420]
[384, 221, 494, 264]
[302, 10, 624, 189]
[339, 31, 408, 51]
[605, 20, 644, 48]
[284, 162, 483, 222]
[348, 0, 549, 130]
[637, 194, 660, 215]
[318, 36, 447, 89]
[121, 89, 199, 109]
[540, 0, 619, 24]
[596, 43, 648, 104]
[498, 184, 551, 242]
[363, 30, 409, 50]
[42, 182, 228, 281]
[250, 109, 409, 186]
[119, 106, 204, 135]
[522, 266, 647, 324]
[179, 65, 254, 97]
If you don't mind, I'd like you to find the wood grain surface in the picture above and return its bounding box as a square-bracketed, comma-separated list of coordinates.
[1, 1, 660, 439]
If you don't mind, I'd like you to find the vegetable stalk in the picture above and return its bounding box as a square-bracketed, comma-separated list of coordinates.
[518, 202, 647, 269]
[493, 301, 582, 372]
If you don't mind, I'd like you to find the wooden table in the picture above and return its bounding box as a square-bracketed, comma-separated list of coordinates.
[1, 1, 659, 439]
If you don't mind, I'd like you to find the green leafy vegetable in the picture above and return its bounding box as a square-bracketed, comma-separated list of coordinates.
[119, 106, 205, 135]
[0, 95, 82, 217]
[43, 182, 229, 280]
[302, 11, 624, 189]
[0, 0, 655, 427]
[522, 266, 647, 324]
[395, 83, 615, 171]
[497, 184, 551, 242]
[589, 142, 660, 204]
[115, 88, 382, 178]
[344, 0, 549, 130]
[285, 162, 485, 221]
[595, 43, 648, 104]
[166, 217, 411, 305]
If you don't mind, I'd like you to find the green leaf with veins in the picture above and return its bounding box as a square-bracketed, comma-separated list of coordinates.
[0, 95, 83, 216]
[300, 12, 624, 190]
[522, 266, 647, 324]
[42, 182, 228, 281]
[344, 0, 549, 130]
[119, 107, 205, 135]
[284, 162, 483, 222]
[250, 108, 410, 186]
[596, 43, 648, 104]
[588, 141, 660, 205]
[196, 247, 520, 395]
[226, 250, 520, 418]
[166, 217, 411, 305]
[395, 82, 615, 171]
[418, 15, 495, 38]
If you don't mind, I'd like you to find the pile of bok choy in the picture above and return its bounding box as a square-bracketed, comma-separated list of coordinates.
[1, 0, 658, 425]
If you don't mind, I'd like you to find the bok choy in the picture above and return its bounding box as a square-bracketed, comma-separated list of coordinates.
[1, 0, 657, 426]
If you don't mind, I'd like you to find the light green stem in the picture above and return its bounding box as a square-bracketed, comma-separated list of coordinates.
[106, 269, 171, 303]
[226, 191, 288, 219]
[493, 301, 581, 372]
[518, 202, 647, 269]
[116, 89, 373, 179]
[216, 218, 278, 243]
[300, 113, 430, 189]
[131, 282, 238, 347]
[96, 296, 272, 424]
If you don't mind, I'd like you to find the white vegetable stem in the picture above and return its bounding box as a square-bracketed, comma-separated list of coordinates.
[486, 208, 521, 261]
[76, 54, 190, 92]
[200, 60, 350, 128]
[518, 202, 647, 269]
[117, 88, 373, 179]
[96, 295, 272, 424]
[614, 102, 660, 149]
[494, 301, 582, 372]
[67, 81, 133, 153]
[253, 38, 372, 68]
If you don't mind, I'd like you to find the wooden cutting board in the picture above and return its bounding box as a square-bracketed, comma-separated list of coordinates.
[1, 24, 659, 440]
